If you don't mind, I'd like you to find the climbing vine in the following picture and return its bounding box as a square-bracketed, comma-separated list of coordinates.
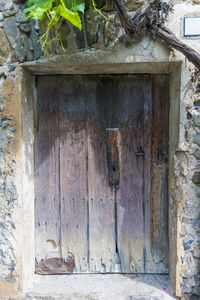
[23, 0, 106, 55]
[24, 0, 200, 70]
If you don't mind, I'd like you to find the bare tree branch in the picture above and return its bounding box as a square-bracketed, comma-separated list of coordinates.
[113, 0, 200, 70]
[155, 26, 200, 70]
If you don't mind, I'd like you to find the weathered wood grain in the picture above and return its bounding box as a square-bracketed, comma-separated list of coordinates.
[115, 76, 145, 273]
[150, 75, 169, 272]
[35, 74, 169, 275]
[36, 257, 75, 274]
[87, 76, 116, 273]
[106, 129, 120, 188]
[59, 76, 88, 272]
[142, 75, 153, 273]
[35, 76, 61, 265]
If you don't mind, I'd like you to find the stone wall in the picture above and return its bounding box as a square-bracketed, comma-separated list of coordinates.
[0, 0, 200, 299]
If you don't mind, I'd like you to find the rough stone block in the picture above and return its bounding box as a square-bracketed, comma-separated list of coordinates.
[0, 29, 10, 65]
[182, 277, 195, 293]
[3, 10, 17, 17]
[192, 172, 200, 184]
[195, 185, 200, 197]
[194, 133, 200, 146]
[85, 11, 102, 47]
[124, 0, 147, 11]
[192, 113, 200, 127]
[30, 19, 42, 59]
[0, 13, 4, 21]
[182, 217, 191, 224]
[183, 239, 194, 251]
[0, 0, 13, 12]
[19, 23, 30, 33]
[193, 274, 200, 296]
[4, 17, 27, 62]
[194, 150, 200, 160]
[194, 100, 200, 108]
[193, 246, 200, 258]
[74, 26, 85, 50]
[15, 10, 28, 23]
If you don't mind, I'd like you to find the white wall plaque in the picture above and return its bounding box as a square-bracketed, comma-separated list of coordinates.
[184, 16, 200, 36]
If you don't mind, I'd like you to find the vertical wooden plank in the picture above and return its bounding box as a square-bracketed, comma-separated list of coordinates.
[35, 76, 61, 264]
[150, 75, 169, 273]
[142, 75, 153, 273]
[59, 76, 88, 272]
[115, 76, 145, 273]
[87, 76, 116, 273]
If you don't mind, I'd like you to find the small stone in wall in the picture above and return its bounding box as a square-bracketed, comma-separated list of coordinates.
[30, 19, 42, 59]
[3, 10, 17, 17]
[193, 274, 200, 296]
[0, 13, 4, 21]
[182, 217, 191, 224]
[182, 277, 195, 294]
[192, 112, 200, 128]
[183, 239, 195, 251]
[85, 11, 103, 47]
[191, 220, 200, 234]
[192, 172, 200, 184]
[0, 29, 10, 65]
[194, 133, 200, 146]
[124, 0, 146, 11]
[19, 23, 30, 33]
[195, 185, 200, 198]
[194, 100, 200, 108]
[15, 10, 28, 23]
[0, 0, 13, 12]
[194, 150, 200, 160]
[74, 26, 85, 50]
[182, 252, 199, 277]
[8, 65, 16, 72]
[193, 245, 200, 258]
[4, 17, 27, 62]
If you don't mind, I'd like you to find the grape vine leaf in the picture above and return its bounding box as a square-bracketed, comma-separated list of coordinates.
[55, 0, 83, 30]
[23, 0, 54, 19]
[64, 0, 85, 13]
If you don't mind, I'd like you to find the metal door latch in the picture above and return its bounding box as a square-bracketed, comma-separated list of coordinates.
[136, 146, 145, 157]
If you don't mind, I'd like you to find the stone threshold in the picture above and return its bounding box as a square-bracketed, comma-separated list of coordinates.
[23, 274, 177, 300]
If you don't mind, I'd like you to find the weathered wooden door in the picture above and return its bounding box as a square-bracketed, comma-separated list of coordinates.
[34, 75, 169, 274]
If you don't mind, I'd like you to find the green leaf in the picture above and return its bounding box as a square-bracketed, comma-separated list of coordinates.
[26, 7, 47, 19]
[23, 0, 53, 16]
[55, 0, 82, 30]
[26, 0, 53, 9]
[64, 0, 85, 13]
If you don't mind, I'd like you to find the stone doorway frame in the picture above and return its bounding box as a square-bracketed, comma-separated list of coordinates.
[20, 54, 183, 297]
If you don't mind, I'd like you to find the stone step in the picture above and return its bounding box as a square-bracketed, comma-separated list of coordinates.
[23, 274, 177, 300]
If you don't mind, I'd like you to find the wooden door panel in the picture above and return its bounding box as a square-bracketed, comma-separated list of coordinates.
[150, 75, 169, 272]
[142, 76, 153, 273]
[86, 77, 116, 273]
[59, 77, 88, 272]
[35, 76, 61, 264]
[35, 74, 169, 275]
[113, 76, 147, 273]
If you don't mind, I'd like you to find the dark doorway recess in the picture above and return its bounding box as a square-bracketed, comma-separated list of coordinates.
[34, 74, 169, 275]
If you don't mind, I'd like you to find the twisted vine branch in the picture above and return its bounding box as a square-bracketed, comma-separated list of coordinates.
[113, 0, 200, 70]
